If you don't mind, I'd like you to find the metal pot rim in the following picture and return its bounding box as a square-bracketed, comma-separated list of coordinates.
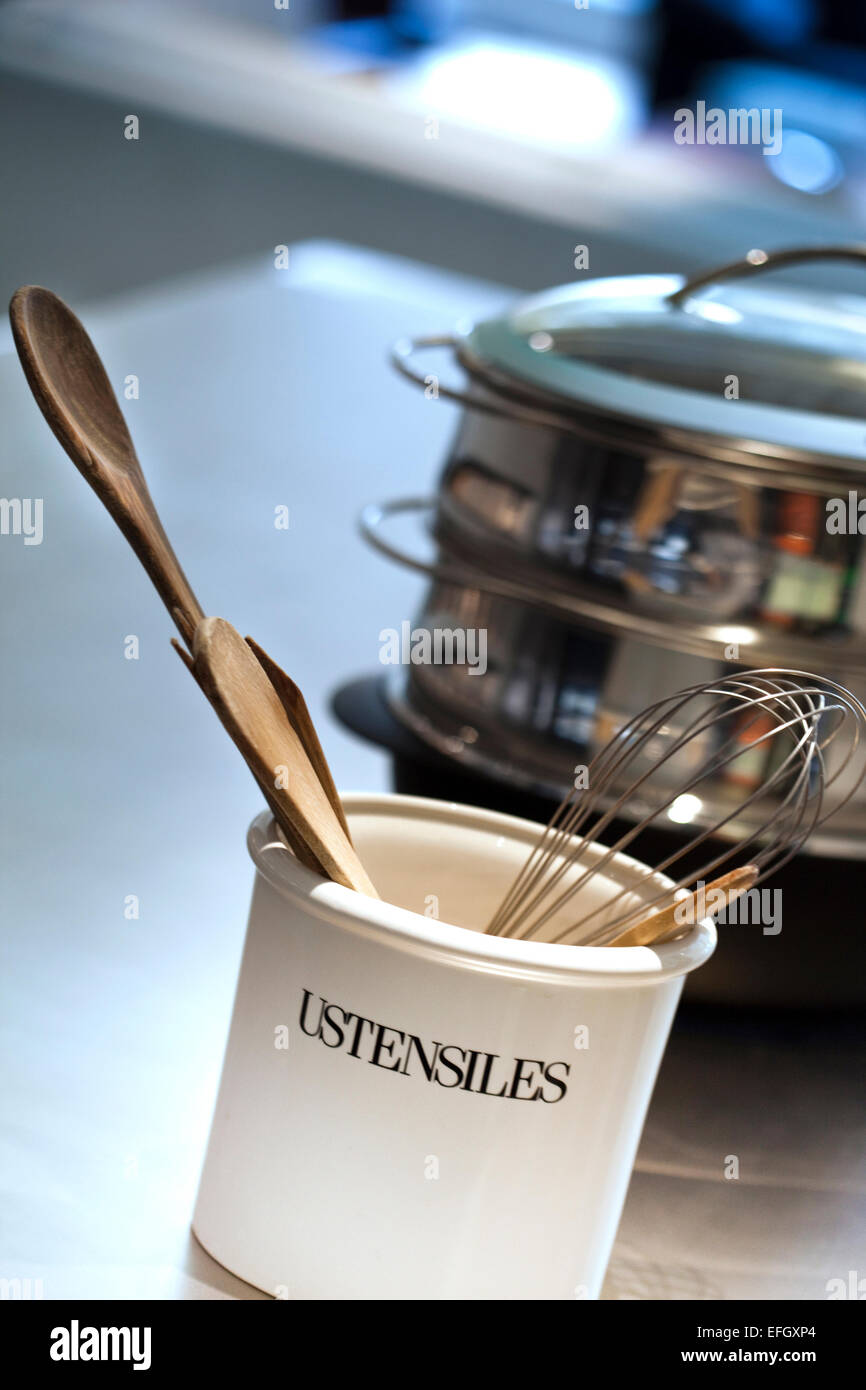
[392, 243, 866, 477]
[360, 495, 866, 674]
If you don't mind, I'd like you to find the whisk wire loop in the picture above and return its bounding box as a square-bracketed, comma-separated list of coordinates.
[486, 670, 866, 947]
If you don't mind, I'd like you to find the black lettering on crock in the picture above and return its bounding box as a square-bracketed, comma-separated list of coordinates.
[369, 1023, 405, 1071]
[435, 1044, 466, 1088]
[299, 991, 326, 1037]
[509, 1057, 545, 1101]
[542, 1061, 570, 1103]
[461, 1049, 482, 1091]
[347, 1013, 374, 1057]
[321, 1003, 347, 1049]
[399, 1034, 439, 1080]
[477, 1051, 508, 1098]
[297, 989, 571, 1102]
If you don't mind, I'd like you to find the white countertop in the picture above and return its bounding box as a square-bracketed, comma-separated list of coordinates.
[1, 244, 862, 1299]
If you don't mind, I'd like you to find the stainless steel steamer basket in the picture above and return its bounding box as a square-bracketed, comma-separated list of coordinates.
[364, 246, 866, 861]
[358, 540, 866, 859]
[391, 247, 866, 646]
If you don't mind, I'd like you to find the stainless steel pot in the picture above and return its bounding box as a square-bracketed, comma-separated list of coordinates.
[376, 577, 865, 859]
[387, 246, 866, 665]
[357, 246, 866, 1003]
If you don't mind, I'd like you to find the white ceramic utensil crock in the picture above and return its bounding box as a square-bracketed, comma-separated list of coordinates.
[193, 793, 715, 1300]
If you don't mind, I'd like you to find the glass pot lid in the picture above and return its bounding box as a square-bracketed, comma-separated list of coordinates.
[458, 246, 866, 471]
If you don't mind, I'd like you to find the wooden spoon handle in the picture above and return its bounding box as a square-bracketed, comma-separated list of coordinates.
[607, 865, 759, 948]
[9, 285, 203, 648]
[95, 474, 204, 648]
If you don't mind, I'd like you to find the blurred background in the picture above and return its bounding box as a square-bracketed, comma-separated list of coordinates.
[0, 0, 865, 301]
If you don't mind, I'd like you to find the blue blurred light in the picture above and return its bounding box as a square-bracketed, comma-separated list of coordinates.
[768, 128, 844, 194]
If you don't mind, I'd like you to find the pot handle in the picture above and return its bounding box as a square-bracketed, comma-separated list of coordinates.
[390, 333, 584, 434]
[667, 244, 866, 309]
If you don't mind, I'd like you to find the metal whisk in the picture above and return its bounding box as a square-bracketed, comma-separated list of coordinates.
[486, 670, 866, 947]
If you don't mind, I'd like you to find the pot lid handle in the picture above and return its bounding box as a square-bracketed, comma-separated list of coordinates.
[667, 244, 866, 310]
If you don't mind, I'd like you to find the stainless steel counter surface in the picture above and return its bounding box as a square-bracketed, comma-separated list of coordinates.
[1, 245, 862, 1301]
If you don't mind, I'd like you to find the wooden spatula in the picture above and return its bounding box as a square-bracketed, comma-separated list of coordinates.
[244, 637, 352, 842]
[191, 618, 378, 896]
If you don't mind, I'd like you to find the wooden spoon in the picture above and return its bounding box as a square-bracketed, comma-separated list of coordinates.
[607, 865, 758, 948]
[9, 285, 203, 648]
[9, 284, 352, 843]
[192, 618, 378, 897]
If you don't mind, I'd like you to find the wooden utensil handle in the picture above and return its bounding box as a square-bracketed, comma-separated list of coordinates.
[245, 636, 352, 841]
[107, 483, 204, 648]
[9, 285, 204, 649]
[607, 866, 759, 948]
[171, 638, 327, 875]
[190, 619, 379, 897]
